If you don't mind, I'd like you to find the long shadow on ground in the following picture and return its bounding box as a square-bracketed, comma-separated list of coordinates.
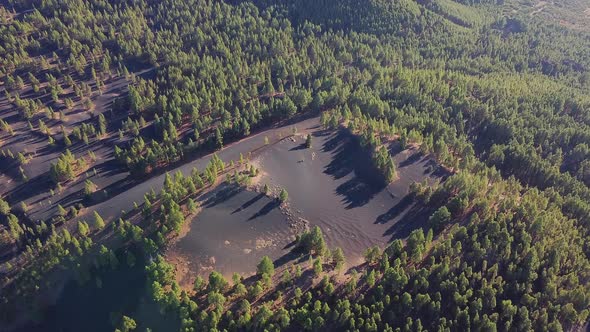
[383, 204, 433, 240]
[272, 247, 311, 270]
[248, 200, 280, 221]
[203, 184, 244, 208]
[5, 172, 53, 205]
[232, 192, 265, 214]
[323, 130, 386, 209]
[0, 156, 22, 183]
[375, 195, 414, 224]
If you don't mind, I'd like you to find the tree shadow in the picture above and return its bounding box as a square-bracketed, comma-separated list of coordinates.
[398, 152, 423, 168]
[321, 130, 347, 154]
[203, 184, 243, 208]
[272, 248, 309, 270]
[323, 132, 354, 179]
[0, 112, 21, 125]
[323, 129, 386, 209]
[289, 143, 308, 151]
[388, 140, 405, 156]
[430, 161, 450, 178]
[305, 124, 322, 131]
[335, 178, 386, 209]
[69, 139, 105, 155]
[384, 204, 433, 241]
[92, 158, 128, 179]
[1, 131, 33, 147]
[85, 176, 134, 206]
[64, 107, 90, 119]
[5, 172, 53, 205]
[53, 188, 85, 210]
[231, 192, 265, 214]
[248, 200, 280, 221]
[312, 128, 331, 137]
[0, 156, 21, 182]
[374, 195, 414, 224]
[33, 141, 61, 158]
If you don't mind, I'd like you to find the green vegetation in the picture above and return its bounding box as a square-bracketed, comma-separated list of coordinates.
[0, 0, 589, 330]
[297, 226, 327, 256]
[305, 134, 313, 149]
[257, 256, 275, 277]
[49, 150, 76, 183]
[93, 211, 105, 230]
[278, 188, 289, 203]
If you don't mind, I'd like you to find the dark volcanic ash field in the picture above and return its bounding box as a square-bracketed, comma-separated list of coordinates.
[170, 117, 445, 276]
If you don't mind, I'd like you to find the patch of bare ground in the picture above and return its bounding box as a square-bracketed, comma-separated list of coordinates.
[162, 119, 447, 289]
[164, 206, 203, 291]
[165, 250, 196, 292]
[168, 181, 295, 279]
[252, 120, 447, 264]
[164, 163, 289, 289]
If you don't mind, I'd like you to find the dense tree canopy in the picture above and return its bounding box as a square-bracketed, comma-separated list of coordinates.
[0, 0, 589, 330]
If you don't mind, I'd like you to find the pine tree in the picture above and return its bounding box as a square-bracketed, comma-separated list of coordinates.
[187, 198, 197, 214]
[332, 247, 345, 271]
[98, 113, 107, 136]
[257, 256, 275, 277]
[0, 199, 10, 215]
[93, 211, 105, 230]
[215, 127, 223, 149]
[84, 180, 96, 197]
[313, 258, 323, 276]
[78, 220, 89, 237]
[57, 204, 67, 217]
[279, 188, 288, 203]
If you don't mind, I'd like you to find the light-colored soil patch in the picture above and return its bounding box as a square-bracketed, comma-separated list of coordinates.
[165, 251, 195, 292]
[255, 238, 275, 250]
[246, 166, 266, 189]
